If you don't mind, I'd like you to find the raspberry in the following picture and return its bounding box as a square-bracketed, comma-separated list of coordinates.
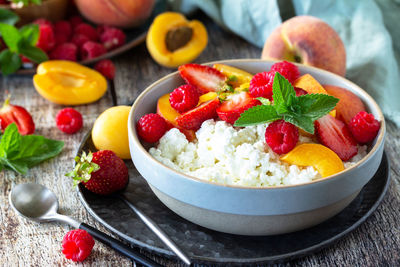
[249, 71, 276, 100]
[33, 18, 53, 28]
[294, 87, 308, 96]
[56, 108, 83, 134]
[265, 120, 299, 154]
[270, 61, 300, 84]
[69, 16, 84, 29]
[62, 229, 94, 262]
[137, 113, 168, 143]
[50, 43, 77, 61]
[348, 111, 380, 144]
[36, 24, 55, 52]
[100, 27, 126, 50]
[54, 20, 72, 44]
[169, 84, 199, 113]
[94, 59, 115, 79]
[71, 34, 90, 49]
[81, 42, 106, 60]
[74, 23, 98, 41]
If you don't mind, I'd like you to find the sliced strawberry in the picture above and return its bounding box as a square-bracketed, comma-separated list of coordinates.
[315, 114, 357, 161]
[178, 63, 227, 93]
[0, 97, 35, 135]
[217, 92, 261, 125]
[176, 98, 220, 130]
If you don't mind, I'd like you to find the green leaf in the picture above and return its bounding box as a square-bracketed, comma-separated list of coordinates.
[0, 9, 19, 25]
[19, 24, 39, 46]
[0, 123, 21, 159]
[272, 72, 295, 114]
[0, 49, 22, 75]
[18, 43, 48, 63]
[284, 114, 315, 134]
[256, 97, 271, 106]
[0, 23, 21, 52]
[296, 94, 339, 120]
[234, 105, 281, 127]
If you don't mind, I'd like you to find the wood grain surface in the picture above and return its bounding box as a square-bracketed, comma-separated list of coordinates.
[1, 14, 399, 267]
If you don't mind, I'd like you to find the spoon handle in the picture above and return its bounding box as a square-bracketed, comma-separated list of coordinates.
[79, 223, 161, 267]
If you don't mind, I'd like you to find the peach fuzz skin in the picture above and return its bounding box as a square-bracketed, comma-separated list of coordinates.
[262, 16, 346, 77]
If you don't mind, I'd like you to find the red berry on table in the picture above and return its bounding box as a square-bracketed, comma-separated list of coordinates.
[315, 114, 358, 161]
[169, 84, 199, 113]
[217, 91, 261, 125]
[265, 120, 299, 154]
[94, 59, 115, 79]
[270, 61, 300, 84]
[249, 71, 276, 100]
[69, 16, 84, 28]
[80, 41, 106, 60]
[178, 63, 227, 94]
[62, 229, 94, 262]
[100, 27, 126, 51]
[71, 33, 90, 49]
[56, 108, 83, 134]
[0, 96, 35, 135]
[348, 111, 380, 144]
[137, 113, 168, 143]
[50, 43, 78, 61]
[176, 98, 220, 130]
[36, 24, 55, 52]
[54, 20, 72, 44]
[74, 23, 98, 41]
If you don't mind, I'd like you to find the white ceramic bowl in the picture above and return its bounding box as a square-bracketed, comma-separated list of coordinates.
[128, 59, 385, 236]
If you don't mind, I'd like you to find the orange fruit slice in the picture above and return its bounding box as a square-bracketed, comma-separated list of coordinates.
[280, 143, 344, 178]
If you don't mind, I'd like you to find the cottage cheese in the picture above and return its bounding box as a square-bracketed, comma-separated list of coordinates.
[149, 119, 367, 187]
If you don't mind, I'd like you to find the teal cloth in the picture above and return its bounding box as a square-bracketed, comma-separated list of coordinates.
[173, 0, 400, 126]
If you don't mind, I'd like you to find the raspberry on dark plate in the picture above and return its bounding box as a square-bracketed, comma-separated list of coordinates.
[71, 34, 90, 49]
[50, 43, 78, 61]
[137, 113, 168, 143]
[36, 24, 55, 52]
[74, 23, 99, 41]
[62, 229, 94, 262]
[169, 84, 199, 113]
[249, 71, 276, 100]
[80, 42, 107, 60]
[94, 59, 116, 79]
[348, 111, 380, 144]
[54, 21, 72, 45]
[271, 61, 300, 84]
[56, 108, 83, 134]
[100, 27, 126, 51]
[265, 120, 299, 154]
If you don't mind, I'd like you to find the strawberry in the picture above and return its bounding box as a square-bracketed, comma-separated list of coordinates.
[176, 98, 220, 130]
[216, 91, 261, 124]
[178, 63, 227, 94]
[66, 150, 128, 195]
[0, 96, 35, 135]
[315, 114, 358, 161]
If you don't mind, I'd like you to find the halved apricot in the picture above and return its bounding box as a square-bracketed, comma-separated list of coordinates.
[33, 60, 107, 105]
[280, 143, 344, 178]
[146, 12, 208, 68]
[213, 64, 253, 87]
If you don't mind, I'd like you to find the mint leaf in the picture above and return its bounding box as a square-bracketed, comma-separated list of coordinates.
[0, 123, 21, 159]
[257, 97, 271, 105]
[0, 23, 21, 52]
[19, 24, 39, 46]
[0, 9, 19, 25]
[18, 43, 48, 63]
[0, 49, 22, 75]
[284, 114, 315, 134]
[234, 105, 280, 127]
[296, 94, 339, 120]
[272, 72, 295, 114]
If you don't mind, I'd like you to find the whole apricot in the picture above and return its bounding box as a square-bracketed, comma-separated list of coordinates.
[92, 106, 131, 159]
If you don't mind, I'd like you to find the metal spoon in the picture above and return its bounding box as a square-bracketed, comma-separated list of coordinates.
[9, 183, 162, 267]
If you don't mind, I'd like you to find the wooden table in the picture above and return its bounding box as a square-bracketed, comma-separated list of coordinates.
[1, 14, 399, 267]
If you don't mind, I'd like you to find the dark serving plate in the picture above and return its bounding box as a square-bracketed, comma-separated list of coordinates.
[15, 0, 166, 75]
[76, 132, 390, 265]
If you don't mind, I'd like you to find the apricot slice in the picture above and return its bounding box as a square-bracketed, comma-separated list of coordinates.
[146, 12, 208, 68]
[280, 143, 344, 178]
[33, 60, 107, 105]
[198, 92, 217, 105]
[213, 64, 253, 87]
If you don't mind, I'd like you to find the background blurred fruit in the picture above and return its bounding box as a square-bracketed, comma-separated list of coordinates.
[92, 106, 131, 159]
[74, 0, 155, 28]
[261, 16, 346, 76]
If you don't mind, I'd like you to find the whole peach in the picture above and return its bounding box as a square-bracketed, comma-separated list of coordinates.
[262, 16, 346, 76]
[75, 0, 155, 28]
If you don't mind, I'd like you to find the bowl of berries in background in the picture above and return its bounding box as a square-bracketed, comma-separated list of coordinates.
[128, 59, 385, 235]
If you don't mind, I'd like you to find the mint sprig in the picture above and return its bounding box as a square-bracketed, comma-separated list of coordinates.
[234, 73, 339, 134]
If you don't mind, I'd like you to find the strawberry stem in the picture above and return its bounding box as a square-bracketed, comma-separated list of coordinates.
[65, 151, 100, 186]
